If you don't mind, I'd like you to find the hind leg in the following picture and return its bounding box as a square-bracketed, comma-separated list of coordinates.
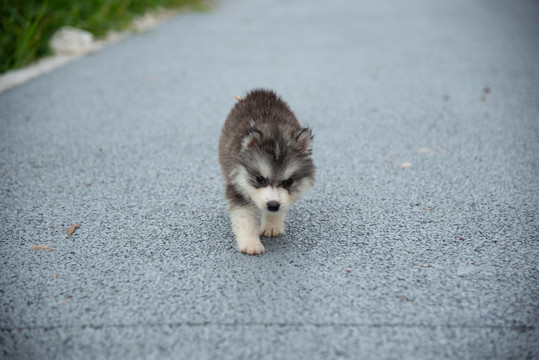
[260, 211, 286, 238]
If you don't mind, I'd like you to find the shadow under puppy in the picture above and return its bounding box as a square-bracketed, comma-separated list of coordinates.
[218, 89, 315, 255]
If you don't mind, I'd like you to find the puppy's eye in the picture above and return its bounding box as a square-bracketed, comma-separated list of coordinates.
[255, 176, 266, 185]
[282, 178, 294, 188]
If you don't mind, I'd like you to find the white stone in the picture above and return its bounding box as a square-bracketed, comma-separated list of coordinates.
[49, 26, 95, 55]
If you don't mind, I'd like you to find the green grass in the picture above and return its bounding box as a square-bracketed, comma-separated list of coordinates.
[0, 0, 208, 74]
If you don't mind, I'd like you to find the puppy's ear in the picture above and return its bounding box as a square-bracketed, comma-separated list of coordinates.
[241, 128, 262, 151]
[296, 128, 313, 152]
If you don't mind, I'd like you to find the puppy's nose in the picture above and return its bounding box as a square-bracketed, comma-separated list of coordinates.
[266, 201, 280, 212]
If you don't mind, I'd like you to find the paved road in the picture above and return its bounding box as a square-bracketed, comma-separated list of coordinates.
[1, 0, 538, 358]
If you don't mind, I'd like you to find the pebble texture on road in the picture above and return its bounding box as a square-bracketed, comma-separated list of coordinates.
[1, 0, 538, 358]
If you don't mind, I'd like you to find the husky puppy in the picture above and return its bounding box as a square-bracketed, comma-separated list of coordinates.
[218, 89, 315, 255]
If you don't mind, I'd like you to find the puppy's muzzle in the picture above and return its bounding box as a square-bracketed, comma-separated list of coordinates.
[266, 201, 280, 212]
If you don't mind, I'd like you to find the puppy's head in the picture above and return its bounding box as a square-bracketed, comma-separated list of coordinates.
[231, 126, 315, 212]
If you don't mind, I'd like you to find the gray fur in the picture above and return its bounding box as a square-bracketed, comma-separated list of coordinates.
[218, 89, 315, 208]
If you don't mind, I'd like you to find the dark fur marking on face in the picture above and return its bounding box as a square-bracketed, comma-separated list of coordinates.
[237, 132, 315, 193]
[226, 183, 251, 207]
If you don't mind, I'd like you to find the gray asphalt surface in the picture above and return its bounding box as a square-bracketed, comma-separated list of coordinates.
[1, 0, 538, 359]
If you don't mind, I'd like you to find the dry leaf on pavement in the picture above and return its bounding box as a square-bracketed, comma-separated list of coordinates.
[67, 223, 79, 236]
[30, 245, 52, 250]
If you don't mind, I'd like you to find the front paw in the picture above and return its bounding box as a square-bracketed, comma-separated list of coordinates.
[261, 212, 286, 238]
[260, 224, 284, 238]
[238, 238, 265, 255]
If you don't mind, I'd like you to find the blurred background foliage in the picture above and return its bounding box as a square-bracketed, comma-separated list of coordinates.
[0, 0, 206, 73]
